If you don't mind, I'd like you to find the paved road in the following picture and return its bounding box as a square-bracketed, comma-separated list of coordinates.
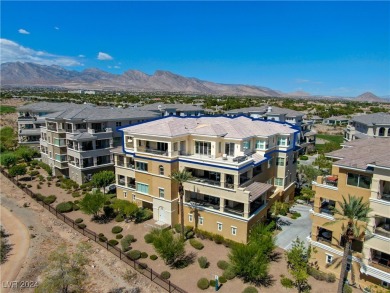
[275, 204, 312, 250]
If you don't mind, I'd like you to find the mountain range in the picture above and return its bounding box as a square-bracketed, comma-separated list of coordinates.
[0, 62, 387, 102]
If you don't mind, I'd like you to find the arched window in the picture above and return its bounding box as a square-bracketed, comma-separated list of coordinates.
[378, 127, 385, 137]
[159, 165, 164, 175]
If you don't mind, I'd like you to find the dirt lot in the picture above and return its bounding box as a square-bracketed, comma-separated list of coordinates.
[0, 98, 25, 128]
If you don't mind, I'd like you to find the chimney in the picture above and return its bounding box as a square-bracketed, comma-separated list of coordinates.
[267, 106, 272, 113]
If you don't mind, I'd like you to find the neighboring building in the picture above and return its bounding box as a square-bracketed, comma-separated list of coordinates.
[113, 116, 300, 243]
[136, 103, 205, 117]
[36, 103, 159, 184]
[322, 115, 349, 126]
[310, 138, 390, 290]
[17, 102, 82, 149]
[225, 106, 316, 153]
[344, 113, 390, 142]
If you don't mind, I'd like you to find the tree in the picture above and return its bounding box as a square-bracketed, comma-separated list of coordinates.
[15, 146, 39, 163]
[283, 238, 311, 292]
[78, 191, 107, 218]
[300, 187, 316, 203]
[325, 195, 371, 293]
[36, 242, 91, 293]
[112, 199, 138, 219]
[91, 170, 115, 195]
[0, 127, 17, 151]
[150, 228, 186, 266]
[8, 164, 27, 181]
[0, 153, 17, 168]
[170, 170, 193, 239]
[298, 165, 322, 185]
[313, 154, 332, 170]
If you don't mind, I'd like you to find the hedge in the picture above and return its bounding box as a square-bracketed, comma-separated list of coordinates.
[308, 267, 336, 283]
[189, 238, 204, 250]
[112, 226, 123, 234]
[141, 252, 148, 259]
[43, 195, 57, 204]
[299, 155, 309, 160]
[108, 239, 119, 246]
[150, 254, 158, 260]
[121, 235, 136, 251]
[197, 278, 210, 290]
[77, 223, 86, 229]
[116, 234, 123, 239]
[218, 276, 227, 284]
[217, 260, 229, 270]
[144, 233, 154, 244]
[281, 277, 294, 288]
[99, 236, 108, 242]
[56, 202, 73, 213]
[242, 286, 258, 293]
[222, 266, 236, 280]
[198, 256, 209, 269]
[160, 271, 170, 280]
[127, 250, 141, 260]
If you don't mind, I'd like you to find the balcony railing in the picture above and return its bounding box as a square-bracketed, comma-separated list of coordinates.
[127, 163, 135, 169]
[370, 257, 390, 273]
[224, 206, 244, 217]
[186, 198, 220, 210]
[378, 193, 390, 202]
[224, 182, 234, 189]
[190, 177, 221, 187]
[322, 176, 338, 187]
[374, 225, 390, 238]
[320, 207, 334, 215]
[127, 183, 136, 189]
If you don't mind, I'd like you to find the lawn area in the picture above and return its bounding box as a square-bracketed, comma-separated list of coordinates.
[316, 134, 344, 144]
[0, 105, 16, 114]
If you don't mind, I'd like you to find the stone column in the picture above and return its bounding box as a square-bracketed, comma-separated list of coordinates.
[244, 203, 250, 218]
[219, 198, 225, 212]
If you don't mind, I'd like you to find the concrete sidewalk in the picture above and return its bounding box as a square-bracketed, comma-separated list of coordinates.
[275, 204, 312, 250]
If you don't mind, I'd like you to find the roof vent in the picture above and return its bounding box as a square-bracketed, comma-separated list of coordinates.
[267, 106, 272, 113]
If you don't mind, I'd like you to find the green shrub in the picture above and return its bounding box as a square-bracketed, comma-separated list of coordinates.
[99, 236, 108, 242]
[75, 218, 83, 224]
[121, 235, 136, 251]
[27, 184, 32, 188]
[308, 266, 336, 282]
[72, 192, 81, 198]
[144, 233, 155, 244]
[218, 276, 227, 284]
[343, 284, 353, 293]
[37, 184, 41, 189]
[98, 233, 104, 237]
[141, 252, 148, 259]
[210, 280, 216, 287]
[108, 239, 118, 246]
[127, 250, 141, 260]
[242, 286, 258, 293]
[174, 223, 181, 233]
[291, 212, 301, 219]
[326, 273, 336, 283]
[222, 266, 236, 280]
[56, 202, 73, 213]
[281, 277, 294, 288]
[29, 170, 39, 177]
[186, 231, 194, 239]
[160, 271, 170, 280]
[77, 223, 86, 229]
[112, 226, 123, 234]
[299, 155, 309, 160]
[116, 234, 123, 239]
[115, 214, 124, 222]
[213, 234, 224, 244]
[137, 262, 148, 270]
[36, 193, 45, 201]
[198, 256, 209, 269]
[43, 195, 57, 204]
[197, 278, 209, 290]
[72, 203, 80, 211]
[189, 238, 204, 250]
[217, 260, 229, 270]
[134, 208, 153, 223]
[150, 254, 158, 260]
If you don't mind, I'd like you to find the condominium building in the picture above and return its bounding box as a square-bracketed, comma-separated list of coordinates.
[310, 138, 390, 290]
[344, 113, 390, 142]
[113, 116, 300, 243]
[17, 102, 81, 148]
[225, 105, 316, 153]
[37, 103, 158, 184]
[136, 103, 205, 117]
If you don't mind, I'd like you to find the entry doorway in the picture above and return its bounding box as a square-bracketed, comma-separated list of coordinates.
[158, 206, 165, 223]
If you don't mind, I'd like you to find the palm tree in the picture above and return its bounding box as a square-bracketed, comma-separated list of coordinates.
[325, 194, 371, 293]
[170, 170, 193, 239]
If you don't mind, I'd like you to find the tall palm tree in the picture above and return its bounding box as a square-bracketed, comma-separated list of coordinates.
[170, 170, 193, 239]
[326, 194, 371, 293]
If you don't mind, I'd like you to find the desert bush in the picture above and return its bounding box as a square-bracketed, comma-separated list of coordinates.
[72, 192, 81, 198]
[299, 155, 309, 160]
[144, 233, 154, 244]
[137, 262, 148, 270]
[75, 218, 83, 224]
[36, 193, 45, 201]
[56, 202, 73, 213]
[134, 208, 153, 223]
[99, 236, 108, 242]
[160, 271, 170, 280]
[108, 239, 118, 246]
[291, 212, 301, 219]
[43, 195, 57, 204]
[222, 265, 236, 280]
[112, 226, 123, 234]
[197, 278, 209, 290]
[141, 252, 148, 259]
[116, 234, 123, 239]
[308, 266, 335, 282]
[115, 214, 124, 222]
[326, 273, 336, 283]
[218, 276, 227, 284]
[210, 279, 216, 287]
[29, 170, 39, 177]
[150, 254, 158, 260]
[213, 234, 224, 244]
[189, 238, 204, 250]
[198, 256, 209, 269]
[242, 286, 258, 293]
[121, 235, 136, 251]
[77, 223, 86, 229]
[281, 277, 294, 288]
[127, 250, 141, 260]
[37, 184, 41, 189]
[217, 260, 229, 270]
[343, 284, 352, 293]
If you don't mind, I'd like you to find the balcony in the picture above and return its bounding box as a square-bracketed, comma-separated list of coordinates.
[370, 251, 390, 273]
[191, 177, 221, 187]
[378, 193, 390, 202]
[317, 227, 333, 244]
[224, 182, 234, 189]
[320, 200, 335, 215]
[374, 221, 390, 238]
[250, 198, 265, 216]
[224, 201, 244, 217]
[186, 194, 220, 211]
[323, 175, 338, 187]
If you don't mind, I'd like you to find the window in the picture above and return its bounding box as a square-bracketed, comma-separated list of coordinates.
[276, 157, 285, 166]
[195, 141, 211, 156]
[123, 191, 127, 198]
[382, 281, 389, 288]
[255, 140, 268, 150]
[346, 263, 351, 272]
[347, 173, 371, 189]
[199, 217, 204, 225]
[217, 222, 223, 231]
[231, 226, 237, 236]
[136, 161, 148, 172]
[188, 214, 193, 222]
[225, 143, 235, 156]
[275, 178, 284, 186]
[277, 137, 289, 146]
[243, 140, 251, 150]
[136, 183, 149, 194]
[268, 158, 273, 168]
[55, 154, 67, 162]
[159, 188, 164, 198]
[159, 165, 164, 175]
[116, 121, 122, 127]
[132, 194, 136, 201]
[326, 254, 333, 264]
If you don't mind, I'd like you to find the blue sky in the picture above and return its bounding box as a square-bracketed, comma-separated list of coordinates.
[1, 1, 389, 96]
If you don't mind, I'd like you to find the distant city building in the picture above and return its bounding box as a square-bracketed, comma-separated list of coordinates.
[310, 138, 390, 289]
[136, 103, 205, 117]
[225, 106, 316, 153]
[112, 116, 300, 243]
[344, 112, 390, 142]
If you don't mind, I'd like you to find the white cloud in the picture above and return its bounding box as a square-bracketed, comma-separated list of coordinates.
[97, 52, 113, 60]
[18, 29, 30, 35]
[114, 65, 120, 69]
[295, 78, 323, 85]
[54, 26, 60, 30]
[0, 38, 81, 67]
[78, 54, 85, 58]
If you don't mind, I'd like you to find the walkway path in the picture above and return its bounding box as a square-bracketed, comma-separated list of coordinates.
[0, 205, 31, 292]
[275, 204, 312, 250]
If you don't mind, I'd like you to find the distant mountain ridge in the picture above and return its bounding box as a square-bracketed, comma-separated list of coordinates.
[0, 62, 282, 96]
[355, 92, 383, 102]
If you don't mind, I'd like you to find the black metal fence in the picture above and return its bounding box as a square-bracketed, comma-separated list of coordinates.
[1, 168, 187, 293]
